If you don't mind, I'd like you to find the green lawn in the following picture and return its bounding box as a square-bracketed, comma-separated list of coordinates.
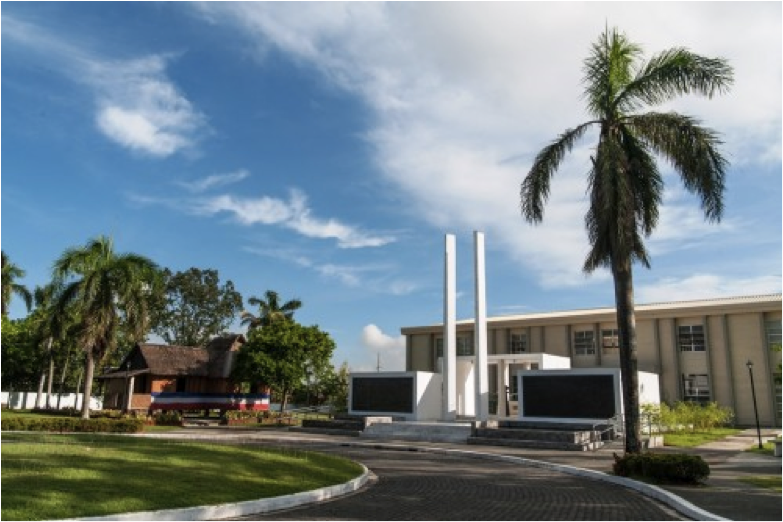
[739, 475, 782, 492]
[1, 432, 364, 521]
[663, 428, 742, 447]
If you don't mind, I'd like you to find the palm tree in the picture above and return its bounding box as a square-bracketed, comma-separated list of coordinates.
[53, 236, 159, 419]
[240, 290, 302, 331]
[2, 251, 33, 316]
[520, 27, 732, 453]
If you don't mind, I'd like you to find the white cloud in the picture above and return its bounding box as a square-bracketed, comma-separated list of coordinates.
[356, 324, 406, 372]
[4, 15, 205, 157]
[637, 274, 782, 304]
[199, 2, 780, 290]
[197, 188, 396, 248]
[176, 169, 250, 193]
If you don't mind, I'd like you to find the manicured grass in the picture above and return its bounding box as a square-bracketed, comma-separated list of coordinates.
[1, 432, 364, 521]
[663, 428, 742, 447]
[739, 475, 782, 492]
[745, 440, 779, 457]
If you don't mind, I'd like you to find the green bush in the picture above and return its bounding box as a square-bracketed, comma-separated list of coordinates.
[151, 411, 182, 426]
[642, 401, 733, 433]
[613, 452, 710, 484]
[1, 415, 144, 433]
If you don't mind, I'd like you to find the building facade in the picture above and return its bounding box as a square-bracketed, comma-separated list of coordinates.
[402, 294, 782, 427]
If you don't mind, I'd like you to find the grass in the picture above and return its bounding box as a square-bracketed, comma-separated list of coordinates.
[738, 476, 782, 492]
[0, 432, 364, 521]
[663, 428, 742, 447]
[746, 439, 779, 457]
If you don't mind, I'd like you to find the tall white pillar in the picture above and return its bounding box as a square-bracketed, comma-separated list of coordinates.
[473, 231, 489, 421]
[443, 234, 457, 420]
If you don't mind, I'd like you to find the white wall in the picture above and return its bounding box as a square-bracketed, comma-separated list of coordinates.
[348, 371, 443, 421]
[1, 392, 103, 411]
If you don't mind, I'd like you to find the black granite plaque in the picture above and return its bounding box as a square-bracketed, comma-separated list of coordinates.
[521, 374, 616, 418]
[351, 376, 414, 413]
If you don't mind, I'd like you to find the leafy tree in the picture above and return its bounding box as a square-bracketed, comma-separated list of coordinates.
[520, 27, 732, 453]
[53, 236, 159, 419]
[1, 315, 44, 391]
[240, 290, 302, 331]
[150, 267, 242, 347]
[2, 251, 32, 316]
[233, 320, 335, 413]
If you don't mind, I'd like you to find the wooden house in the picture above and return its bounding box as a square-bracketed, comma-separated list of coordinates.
[99, 334, 269, 413]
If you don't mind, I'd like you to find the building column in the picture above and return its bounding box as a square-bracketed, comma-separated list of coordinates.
[474, 231, 489, 421]
[497, 360, 509, 418]
[443, 234, 457, 420]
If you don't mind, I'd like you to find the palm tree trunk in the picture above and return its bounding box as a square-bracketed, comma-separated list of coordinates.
[35, 370, 46, 409]
[46, 354, 55, 409]
[612, 257, 642, 454]
[81, 349, 96, 419]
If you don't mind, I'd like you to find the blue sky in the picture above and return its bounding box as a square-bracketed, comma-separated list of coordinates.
[2, 2, 781, 372]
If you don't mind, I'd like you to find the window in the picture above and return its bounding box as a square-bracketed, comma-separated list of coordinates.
[766, 320, 782, 352]
[509, 333, 527, 354]
[435, 338, 443, 358]
[678, 325, 706, 352]
[683, 374, 710, 403]
[457, 336, 474, 356]
[601, 329, 619, 353]
[573, 330, 595, 356]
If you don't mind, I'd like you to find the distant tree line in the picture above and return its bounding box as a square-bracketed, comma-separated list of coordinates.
[1, 240, 348, 419]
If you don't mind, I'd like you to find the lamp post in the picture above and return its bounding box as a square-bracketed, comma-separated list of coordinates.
[746, 360, 763, 450]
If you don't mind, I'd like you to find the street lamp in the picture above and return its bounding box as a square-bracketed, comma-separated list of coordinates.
[746, 360, 763, 450]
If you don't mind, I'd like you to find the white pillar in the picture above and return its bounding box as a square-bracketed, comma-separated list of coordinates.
[443, 234, 457, 420]
[473, 231, 489, 421]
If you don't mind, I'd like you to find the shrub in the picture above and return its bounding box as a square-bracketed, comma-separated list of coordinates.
[150, 411, 182, 426]
[642, 402, 734, 433]
[1, 415, 144, 433]
[613, 452, 710, 484]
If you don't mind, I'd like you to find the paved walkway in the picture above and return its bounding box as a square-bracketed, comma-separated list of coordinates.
[143, 428, 781, 521]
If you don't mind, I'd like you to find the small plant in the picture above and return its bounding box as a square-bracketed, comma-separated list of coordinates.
[613, 452, 710, 484]
[152, 411, 182, 425]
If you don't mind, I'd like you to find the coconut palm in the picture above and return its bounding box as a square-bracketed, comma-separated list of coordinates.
[240, 290, 302, 331]
[520, 27, 732, 453]
[2, 251, 33, 316]
[53, 236, 158, 419]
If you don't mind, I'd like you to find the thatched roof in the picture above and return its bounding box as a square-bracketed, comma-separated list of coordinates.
[99, 334, 245, 379]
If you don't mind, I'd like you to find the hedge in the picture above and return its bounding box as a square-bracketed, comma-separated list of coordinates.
[613, 452, 710, 484]
[1, 416, 145, 433]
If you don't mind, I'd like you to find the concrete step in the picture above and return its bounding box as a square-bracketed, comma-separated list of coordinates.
[289, 426, 361, 437]
[474, 427, 597, 444]
[301, 419, 365, 431]
[362, 422, 472, 444]
[468, 436, 603, 452]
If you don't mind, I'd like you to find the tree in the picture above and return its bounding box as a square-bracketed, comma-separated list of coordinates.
[1, 315, 45, 392]
[53, 236, 159, 419]
[2, 251, 33, 316]
[240, 290, 302, 331]
[232, 320, 335, 413]
[520, 27, 732, 453]
[150, 267, 243, 347]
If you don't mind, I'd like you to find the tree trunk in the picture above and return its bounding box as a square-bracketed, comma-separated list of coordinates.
[35, 370, 46, 409]
[57, 347, 72, 410]
[280, 386, 289, 415]
[612, 257, 642, 454]
[81, 350, 95, 419]
[46, 354, 55, 409]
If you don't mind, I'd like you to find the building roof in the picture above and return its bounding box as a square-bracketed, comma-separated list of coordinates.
[401, 294, 782, 334]
[99, 334, 246, 379]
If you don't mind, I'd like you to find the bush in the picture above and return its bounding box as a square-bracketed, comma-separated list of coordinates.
[613, 452, 710, 484]
[642, 401, 733, 433]
[150, 411, 182, 426]
[1, 415, 144, 433]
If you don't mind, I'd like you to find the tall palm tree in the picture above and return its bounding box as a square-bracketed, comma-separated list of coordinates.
[53, 236, 158, 419]
[240, 290, 302, 331]
[2, 251, 33, 316]
[520, 27, 732, 453]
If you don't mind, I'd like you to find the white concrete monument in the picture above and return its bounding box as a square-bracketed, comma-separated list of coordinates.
[473, 231, 489, 421]
[443, 234, 457, 420]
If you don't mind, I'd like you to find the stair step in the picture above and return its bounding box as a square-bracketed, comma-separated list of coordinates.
[301, 419, 364, 431]
[474, 427, 597, 443]
[289, 426, 361, 437]
[468, 436, 602, 452]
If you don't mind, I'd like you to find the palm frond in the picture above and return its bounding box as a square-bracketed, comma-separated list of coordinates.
[582, 27, 642, 118]
[618, 48, 733, 111]
[521, 121, 595, 223]
[629, 112, 726, 221]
